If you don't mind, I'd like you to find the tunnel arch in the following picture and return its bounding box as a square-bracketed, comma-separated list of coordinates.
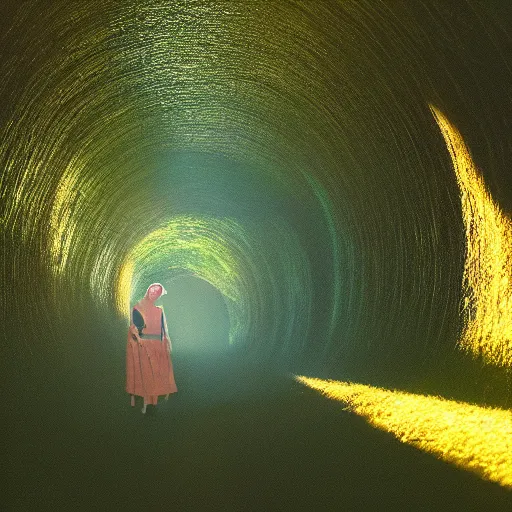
[1, 0, 511, 389]
[116, 214, 314, 353]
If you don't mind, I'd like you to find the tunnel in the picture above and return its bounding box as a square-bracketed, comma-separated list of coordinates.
[2, 0, 512, 509]
[162, 275, 231, 351]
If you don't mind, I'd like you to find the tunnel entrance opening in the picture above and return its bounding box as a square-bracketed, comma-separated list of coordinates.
[159, 275, 230, 354]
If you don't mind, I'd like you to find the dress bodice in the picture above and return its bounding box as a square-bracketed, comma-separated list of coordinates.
[132, 306, 165, 338]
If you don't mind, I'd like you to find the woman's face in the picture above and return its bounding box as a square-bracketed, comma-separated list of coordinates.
[147, 285, 162, 302]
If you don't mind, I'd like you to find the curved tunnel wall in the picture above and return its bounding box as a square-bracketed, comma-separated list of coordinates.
[2, 0, 512, 402]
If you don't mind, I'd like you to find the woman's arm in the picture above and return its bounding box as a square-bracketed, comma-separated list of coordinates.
[129, 323, 138, 338]
[132, 308, 145, 335]
[162, 310, 172, 352]
[128, 323, 143, 345]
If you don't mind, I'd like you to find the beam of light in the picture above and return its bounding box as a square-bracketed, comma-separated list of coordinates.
[430, 106, 512, 368]
[296, 376, 512, 489]
[117, 258, 134, 318]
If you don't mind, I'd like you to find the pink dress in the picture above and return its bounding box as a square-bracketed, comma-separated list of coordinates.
[126, 304, 177, 406]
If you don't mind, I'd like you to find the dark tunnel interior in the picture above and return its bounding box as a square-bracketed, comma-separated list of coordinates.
[2, 0, 512, 509]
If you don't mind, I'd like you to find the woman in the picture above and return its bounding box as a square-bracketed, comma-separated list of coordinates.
[126, 283, 177, 413]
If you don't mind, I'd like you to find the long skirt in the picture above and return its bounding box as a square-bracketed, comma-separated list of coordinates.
[126, 337, 177, 406]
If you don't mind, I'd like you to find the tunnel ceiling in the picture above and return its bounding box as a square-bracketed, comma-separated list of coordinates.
[2, 0, 512, 370]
